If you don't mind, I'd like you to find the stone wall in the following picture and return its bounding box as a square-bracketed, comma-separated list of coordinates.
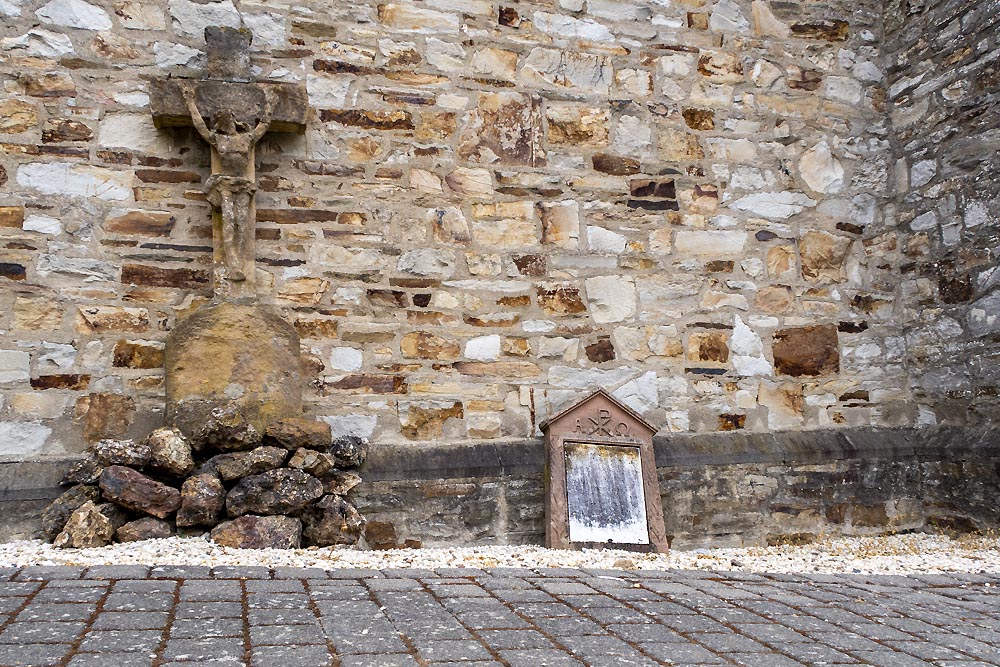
[0, 0, 918, 456]
[882, 0, 1000, 427]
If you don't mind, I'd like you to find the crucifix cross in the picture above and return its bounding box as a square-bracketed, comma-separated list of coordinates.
[149, 26, 308, 301]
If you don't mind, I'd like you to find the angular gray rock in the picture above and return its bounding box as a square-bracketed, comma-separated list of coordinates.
[324, 470, 362, 496]
[176, 473, 226, 527]
[53, 501, 114, 549]
[60, 455, 103, 486]
[37, 484, 101, 541]
[196, 404, 261, 452]
[99, 465, 181, 519]
[287, 447, 335, 478]
[225, 468, 323, 517]
[117, 517, 173, 542]
[327, 435, 369, 468]
[211, 515, 302, 549]
[208, 446, 287, 481]
[94, 438, 151, 468]
[146, 427, 194, 477]
[300, 495, 366, 547]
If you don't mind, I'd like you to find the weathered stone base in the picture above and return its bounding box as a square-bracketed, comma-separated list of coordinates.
[165, 302, 302, 436]
[4, 428, 999, 548]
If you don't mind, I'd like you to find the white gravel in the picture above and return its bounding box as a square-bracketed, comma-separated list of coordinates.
[1, 533, 999, 575]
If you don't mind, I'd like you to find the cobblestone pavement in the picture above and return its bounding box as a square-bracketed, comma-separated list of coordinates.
[0, 565, 997, 666]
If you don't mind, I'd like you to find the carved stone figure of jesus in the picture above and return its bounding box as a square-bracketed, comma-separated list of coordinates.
[180, 83, 276, 283]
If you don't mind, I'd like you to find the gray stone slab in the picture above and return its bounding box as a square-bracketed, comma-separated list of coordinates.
[92, 611, 170, 630]
[246, 579, 304, 593]
[339, 655, 419, 667]
[16, 566, 85, 580]
[15, 603, 96, 622]
[499, 649, 584, 667]
[271, 567, 328, 579]
[102, 593, 174, 612]
[478, 629, 555, 650]
[67, 653, 156, 667]
[78, 629, 164, 652]
[161, 638, 245, 662]
[0, 621, 88, 643]
[170, 617, 244, 638]
[249, 624, 326, 645]
[211, 566, 271, 579]
[250, 645, 333, 667]
[178, 580, 243, 601]
[84, 566, 152, 580]
[0, 643, 74, 667]
[411, 639, 493, 662]
[173, 601, 243, 618]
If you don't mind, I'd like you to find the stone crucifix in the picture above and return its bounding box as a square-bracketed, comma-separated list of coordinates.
[149, 26, 307, 301]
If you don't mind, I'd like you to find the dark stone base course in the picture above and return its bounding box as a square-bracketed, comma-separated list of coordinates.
[2, 426, 999, 548]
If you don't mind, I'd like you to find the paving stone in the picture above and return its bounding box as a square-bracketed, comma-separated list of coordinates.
[499, 648, 584, 667]
[246, 593, 309, 608]
[170, 617, 244, 638]
[339, 654, 420, 667]
[246, 579, 304, 593]
[211, 566, 271, 579]
[247, 608, 318, 625]
[179, 580, 243, 601]
[112, 580, 177, 594]
[78, 629, 164, 652]
[173, 601, 243, 618]
[161, 638, 245, 661]
[16, 603, 96, 622]
[638, 642, 729, 663]
[250, 645, 333, 667]
[0, 568, 17, 581]
[249, 623, 326, 645]
[272, 567, 328, 579]
[478, 629, 555, 650]
[411, 639, 493, 662]
[84, 566, 152, 580]
[102, 593, 174, 612]
[0, 643, 74, 666]
[92, 611, 170, 630]
[149, 566, 213, 579]
[67, 653, 156, 667]
[34, 587, 106, 603]
[16, 566, 86, 580]
[0, 621, 88, 643]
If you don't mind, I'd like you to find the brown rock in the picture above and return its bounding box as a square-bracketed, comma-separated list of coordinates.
[458, 92, 545, 166]
[121, 264, 210, 290]
[585, 338, 616, 363]
[0, 206, 24, 229]
[773, 325, 840, 376]
[790, 20, 849, 41]
[42, 118, 93, 143]
[225, 469, 324, 517]
[76, 307, 149, 333]
[536, 285, 587, 315]
[104, 210, 176, 236]
[53, 501, 114, 549]
[30, 374, 90, 390]
[688, 331, 729, 363]
[697, 52, 744, 83]
[117, 517, 173, 542]
[75, 393, 135, 443]
[365, 521, 398, 550]
[592, 153, 640, 175]
[176, 474, 226, 527]
[263, 418, 332, 452]
[112, 340, 165, 369]
[37, 485, 101, 541]
[401, 331, 460, 360]
[93, 439, 150, 468]
[0, 100, 38, 133]
[545, 105, 609, 146]
[288, 448, 336, 478]
[682, 108, 715, 130]
[327, 436, 369, 469]
[145, 427, 194, 477]
[300, 495, 366, 547]
[208, 446, 289, 481]
[319, 109, 413, 130]
[196, 405, 262, 452]
[755, 285, 794, 314]
[99, 466, 181, 519]
[211, 515, 302, 549]
[630, 179, 677, 198]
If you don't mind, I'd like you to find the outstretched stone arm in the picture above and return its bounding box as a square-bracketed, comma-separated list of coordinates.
[179, 82, 214, 145]
[247, 88, 278, 144]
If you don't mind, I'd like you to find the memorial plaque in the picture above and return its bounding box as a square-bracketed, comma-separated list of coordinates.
[541, 389, 669, 552]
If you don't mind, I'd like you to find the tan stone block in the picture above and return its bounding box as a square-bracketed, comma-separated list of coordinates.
[697, 51, 744, 83]
[545, 104, 610, 146]
[688, 331, 729, 363]
[472, 201, 535, 220]
[104, 210, 175, 236]
[649, 327, 684, 357]
[799, 231, 852, 283]
[278, 277, 330, 305]
[76, 306, 150, 333]
[458, 92, 546, 166]
[377, 3, 460, 32]
[445, 167, 493, 198]
[767, 245, 795, 277]
[0, 100, 38, 134]
[471, 47, 518, 81]
[453, 361, 540, 377]
[658, 127, 704, 161]
[466, 253, 503, 276]
[13, 296, 62, 330]
[614, 69, 653, 97]
[470, 218, 537, 249]
[755, 285, 794, 314]
[0, 206, 24, 229]
[411, 168, 442, 193]
[21, 72, 76, 97]
[11, 392, 70, 419]
[538, 200, 579, 249]
[293, 317, 339, 340]
[400, 401, 464, 440]
[536, 284, 587, 315]
[415, 112, 456, 141]
[758, 381, 804, 429]
[521, 48, 613, 95]
[502, 337, 531, 356]
[401, 331, 460, 360]
[74, 393, 135, 443]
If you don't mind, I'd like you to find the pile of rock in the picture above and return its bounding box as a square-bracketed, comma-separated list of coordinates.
[38, 406, 368, 550]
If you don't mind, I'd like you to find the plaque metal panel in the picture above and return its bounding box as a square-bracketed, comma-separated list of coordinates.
[565, 442, 649, 545]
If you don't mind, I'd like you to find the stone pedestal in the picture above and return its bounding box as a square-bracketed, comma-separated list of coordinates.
[165, 302, 302, 435]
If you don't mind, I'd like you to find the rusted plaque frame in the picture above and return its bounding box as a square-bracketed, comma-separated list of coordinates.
[542, 389, 669, 552]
